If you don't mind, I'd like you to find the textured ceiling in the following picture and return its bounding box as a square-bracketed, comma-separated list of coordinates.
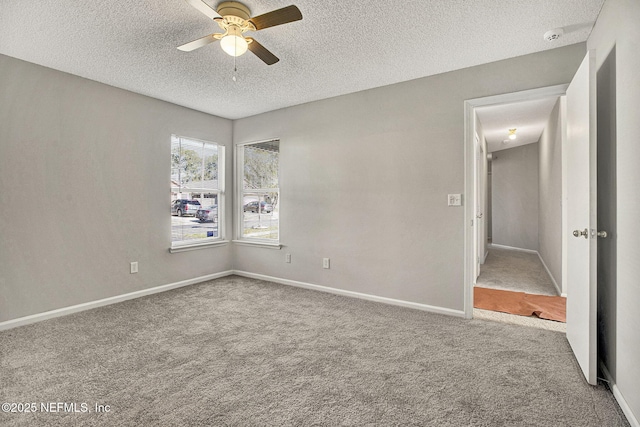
[476, 97, 560, 153]
[0, 0, 604, 119]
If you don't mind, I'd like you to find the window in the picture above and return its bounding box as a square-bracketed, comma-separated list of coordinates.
[171, 135, 224, 249]
[236, 140, 279, 244]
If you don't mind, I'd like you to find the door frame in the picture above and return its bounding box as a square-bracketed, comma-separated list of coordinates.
[473, 132, 484, 280]
[462, 84, 569, 319]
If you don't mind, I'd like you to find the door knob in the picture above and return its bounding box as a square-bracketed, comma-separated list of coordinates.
[597, 231, 608, 238]
[573, 228, 588, 239]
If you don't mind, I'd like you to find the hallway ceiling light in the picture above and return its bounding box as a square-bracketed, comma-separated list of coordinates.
[508, 128, 517, 140]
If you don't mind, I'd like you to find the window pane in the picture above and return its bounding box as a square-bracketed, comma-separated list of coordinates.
[171, 136, 221, 245]
[242, 191, 279, 240]
[243, 141, 279, 190]
[171, 209, 219, 242]
[171, 135, 182, 187]
[201, 142, 219, 188]
[175, 138, 219, 190]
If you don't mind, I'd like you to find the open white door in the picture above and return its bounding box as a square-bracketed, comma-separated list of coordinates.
[565, 50, 597, 385]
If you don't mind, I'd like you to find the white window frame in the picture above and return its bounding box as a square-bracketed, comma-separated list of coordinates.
[170, 135, 227, 252]
[234, 139, 281, 249]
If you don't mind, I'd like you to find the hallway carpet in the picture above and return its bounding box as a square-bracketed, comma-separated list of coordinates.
[477, 246, 559, 296]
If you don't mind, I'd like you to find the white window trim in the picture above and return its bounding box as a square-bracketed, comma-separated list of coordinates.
[171, 136, 226, 251]
[231, 240, 282, 249]
[170, 239, 230, 253]
[234, 139, 280, 247]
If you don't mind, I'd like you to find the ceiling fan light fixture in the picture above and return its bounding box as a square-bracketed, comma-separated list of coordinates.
[220, 26, 248, 57]
[179, 1, 302, 65]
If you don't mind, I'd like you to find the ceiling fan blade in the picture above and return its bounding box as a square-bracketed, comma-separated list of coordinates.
[249, 5, 302, 30]
[177, 34, 219, 51]
[185, 0, 221, 20]
[247, 38, 279, 65]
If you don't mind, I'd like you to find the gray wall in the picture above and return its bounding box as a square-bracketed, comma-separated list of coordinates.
[492, 143, 540, 251]
[0, 55, 234, 322]
[474, 116, 489, 263]
[537, 98, 563, 290]
[232, 44, 585, 312]
[487, 161, 492, 239]
[588, 0, 640, 420]
[482, 138, 489, 260]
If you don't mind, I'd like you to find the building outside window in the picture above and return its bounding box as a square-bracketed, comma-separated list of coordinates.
[171, 135, 224, 248]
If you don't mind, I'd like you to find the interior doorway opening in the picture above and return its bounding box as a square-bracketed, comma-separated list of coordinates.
[463, 84, 569, 322]
[473, 92, 567, 328]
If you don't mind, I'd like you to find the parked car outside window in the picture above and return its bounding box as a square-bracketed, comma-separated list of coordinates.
[243, 201, 273, 213]
[196, 205, 218, 223]
[171, 199, 201, 216]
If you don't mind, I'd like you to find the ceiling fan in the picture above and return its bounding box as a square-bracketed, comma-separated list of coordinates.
[178, 0, 302, 65]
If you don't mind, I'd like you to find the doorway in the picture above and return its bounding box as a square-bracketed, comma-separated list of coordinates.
[463, 84, 569, 320]
[472, 92, 567, 326]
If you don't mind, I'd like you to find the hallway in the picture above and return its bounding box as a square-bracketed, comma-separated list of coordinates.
[476, 246, 559, 296]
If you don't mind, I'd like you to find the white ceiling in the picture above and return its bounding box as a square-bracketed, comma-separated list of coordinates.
[476, 97, 561, 153]
[0, 0, 604, 120]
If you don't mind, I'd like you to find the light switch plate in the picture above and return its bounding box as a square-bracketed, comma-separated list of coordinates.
[448, 194, 462, 206]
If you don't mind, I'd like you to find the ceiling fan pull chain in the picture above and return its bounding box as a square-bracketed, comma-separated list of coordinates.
[232, 36, 238, 82]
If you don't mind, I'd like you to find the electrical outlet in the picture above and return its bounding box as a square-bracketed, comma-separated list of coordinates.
[323, 258, 330, 269]
[285, 253, 291, 263]
[130, 262, 138, 274]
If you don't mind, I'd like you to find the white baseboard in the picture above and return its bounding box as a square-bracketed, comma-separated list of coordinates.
[1, 270, 466, 330]
[0, 271, 234, 331]
[233, 270, 466, 318]
[536, 253, 562, 296]
[600, 361, 640, 427]
[488, 243, 538, 254]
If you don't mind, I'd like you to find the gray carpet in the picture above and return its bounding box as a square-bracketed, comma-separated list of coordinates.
[473, 308, 566, 333]
[0, 276, 629, 426]
[477, 247, 559, 296]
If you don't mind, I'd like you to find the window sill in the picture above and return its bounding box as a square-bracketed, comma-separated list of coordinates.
[169, 240, 229, 253]
[232, 240, 282, 250]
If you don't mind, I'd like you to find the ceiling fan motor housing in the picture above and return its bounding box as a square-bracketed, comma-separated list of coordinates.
[215, 1, 256, 35]
[217, 2, 251, 20]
